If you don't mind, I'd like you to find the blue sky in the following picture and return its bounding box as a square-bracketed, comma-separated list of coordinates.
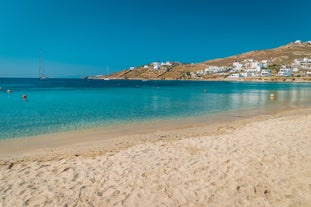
[0, 0, 310, 78]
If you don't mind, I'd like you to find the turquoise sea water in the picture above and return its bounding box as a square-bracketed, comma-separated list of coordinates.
[0, 78, 311, 139]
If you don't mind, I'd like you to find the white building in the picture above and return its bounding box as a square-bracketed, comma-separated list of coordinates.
[243, 59, 254, 63]
[295, 40, 302, 44]
[233, 62, 243, 70]
[129, 67, 135, 70]
[228, 73, 241, 78]
[303, 57, 311, 63]
[292, 68, 300, 73]
[240, 72, 255, 77]
[196, 70, 204, 75]
[245, 68, 258, 73]
[261, 60, 270, 68]
[161, 61, 172, 66]
[190, 72, 197, 78]
[261, 69, 272, 77]
[152, 62, 161, 70]
[204, 66, 228, 74]
[278, 67, 292, 76]
[295, 58, 311, 64]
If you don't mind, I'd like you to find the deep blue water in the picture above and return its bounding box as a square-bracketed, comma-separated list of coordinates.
[0, 78, 310, 139]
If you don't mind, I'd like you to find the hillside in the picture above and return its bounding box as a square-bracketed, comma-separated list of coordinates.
[91, 41, 311, 80]
[203, 42, 311, 66]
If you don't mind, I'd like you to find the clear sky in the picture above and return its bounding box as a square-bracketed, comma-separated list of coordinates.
[0, 0, 310, 78]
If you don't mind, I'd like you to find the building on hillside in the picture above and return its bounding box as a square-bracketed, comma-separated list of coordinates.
[228, 73, 241, 78]
[240, 72, 254, 77]
[261, 69, 272, 77]
[278, 67, 292, 76]
[292, 67, 300, 73]
[204, 66, 228, 74]
[152, 62, 161, 70]
[303, 57, 311, 63]
[190, 72, 197, 78]
[161, 61, 172, 66]
[261, 60, 270, 68]
[233, 62, 243, 71]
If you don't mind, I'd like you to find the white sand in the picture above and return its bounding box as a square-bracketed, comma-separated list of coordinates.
[0, 109, 310, 206]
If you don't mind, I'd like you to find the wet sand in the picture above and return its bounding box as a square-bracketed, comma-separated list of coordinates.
[0, 107, 310, 206]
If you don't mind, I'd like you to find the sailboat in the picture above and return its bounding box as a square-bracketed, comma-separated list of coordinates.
[39, 50, 48, 80]
[104, 66, 110, 80]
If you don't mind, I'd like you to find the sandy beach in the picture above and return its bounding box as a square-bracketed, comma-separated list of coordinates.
[0, 108, 310, 206]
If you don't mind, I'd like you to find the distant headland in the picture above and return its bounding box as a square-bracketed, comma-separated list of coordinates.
[88, 40, 311, 82]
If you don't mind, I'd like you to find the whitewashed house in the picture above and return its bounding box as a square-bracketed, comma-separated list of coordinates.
[152, 62, 161, 70]
[303, 57, 311, 63]
[190, 72, 197, 78]
[196, 70, 204, 75]
[129, 67, 135, 70]
[252, 62, 263, 72]
[261, 60, 270, 68]
[278, 67, 292, 76]
[161, 61, 172, 66]
[294, 59, 302, 64]
[228, 73, 241, 78]
[243, 59, 254, 63]
[204, 66, 228, 74]
[292, 68, 300, 73]
[240, 72, 250, 77]
[261, 69, 272, 77]
[245, 68, 258, 73]
[233, 62, 243, 71]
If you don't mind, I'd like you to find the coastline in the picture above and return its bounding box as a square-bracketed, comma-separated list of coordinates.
[0, 106, 310, 206]
[0, 104, 308, 162]
[96, 76, 311, 83]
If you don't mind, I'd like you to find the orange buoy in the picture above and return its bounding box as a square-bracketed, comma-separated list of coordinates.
[22, 94, 27, 100]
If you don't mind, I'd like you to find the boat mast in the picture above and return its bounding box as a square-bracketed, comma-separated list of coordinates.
[39, 49, 43, 79]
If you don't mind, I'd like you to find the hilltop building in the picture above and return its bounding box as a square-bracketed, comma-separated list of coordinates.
[152, 62, 161, 70]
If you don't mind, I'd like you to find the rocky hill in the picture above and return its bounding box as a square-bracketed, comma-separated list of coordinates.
[92, 41, 311, 80]
[203, 41, 311, 67]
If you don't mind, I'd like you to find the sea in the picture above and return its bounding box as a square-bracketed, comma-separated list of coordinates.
[0, 78, 311, 140]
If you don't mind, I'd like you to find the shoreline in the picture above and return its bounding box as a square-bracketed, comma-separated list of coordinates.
[0, 105, 310, 206]
[94, 76, 311, 83]
[0, 104, 309, 162]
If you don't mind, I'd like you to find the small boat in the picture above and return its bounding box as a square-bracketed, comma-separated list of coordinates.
[39, 50, 48, 80]
[104, 67, 110, 80]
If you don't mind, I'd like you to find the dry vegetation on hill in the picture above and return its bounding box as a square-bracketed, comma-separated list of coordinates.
[94, 42, 311, 80]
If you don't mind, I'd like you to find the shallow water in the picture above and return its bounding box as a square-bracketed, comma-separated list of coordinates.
[0, 78, 310, 139]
